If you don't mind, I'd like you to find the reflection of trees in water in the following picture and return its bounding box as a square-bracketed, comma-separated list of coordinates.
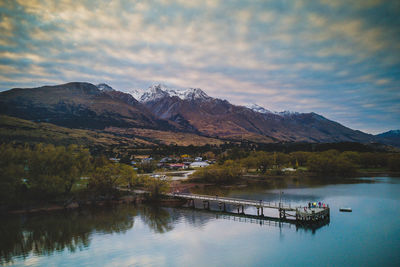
[139, 205, 173, 234]
[1, 204, 245, 265]
[0, 205, 137, 265]
[139, 206, 216, 233]
[169, 207, 214, 228]
[0, 202, 328, 265]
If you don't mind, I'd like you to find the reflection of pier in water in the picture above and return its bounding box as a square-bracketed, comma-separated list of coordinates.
[174, 206, 329, 233]
[167, 192, 330, 229]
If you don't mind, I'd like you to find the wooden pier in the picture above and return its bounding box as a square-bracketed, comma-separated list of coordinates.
[167, 192, 330, 224]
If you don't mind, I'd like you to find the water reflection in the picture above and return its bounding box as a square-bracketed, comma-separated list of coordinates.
[1, 202, 330, 264]
[0, 205, 137, 265]
[169, 207, 329, 234]
[2, 177, 399, 267]
[190, 176, 378, 197]
[139, 205, 173, 234]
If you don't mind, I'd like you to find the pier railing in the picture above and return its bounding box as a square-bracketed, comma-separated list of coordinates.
[166, 192, 297, 211]
[167, 192, 330, 223]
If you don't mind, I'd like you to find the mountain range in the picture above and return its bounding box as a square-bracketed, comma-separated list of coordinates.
[0, 82, 398, 147]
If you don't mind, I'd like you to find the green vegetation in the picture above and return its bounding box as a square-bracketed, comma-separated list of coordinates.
[190, 160, 242, 184]
[190, 149, 400, 184]
[388, 154, 400, 172]
[1, 138, 399, 207]
[144, 176, 171, 199]
[0, 143, 164, 209]
[307, 150, 357, 176]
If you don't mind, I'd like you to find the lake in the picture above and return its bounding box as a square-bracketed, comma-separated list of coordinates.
[1, 176, 400, 266]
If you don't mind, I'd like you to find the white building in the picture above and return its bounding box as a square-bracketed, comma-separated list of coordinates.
[190, 161, 209, 168]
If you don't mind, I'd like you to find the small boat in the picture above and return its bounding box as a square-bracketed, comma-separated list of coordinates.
[339, 207, 352, 212]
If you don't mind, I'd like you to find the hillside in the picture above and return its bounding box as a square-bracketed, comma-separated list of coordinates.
[0, 82, 173, 130]
[0, 115, 153, 147]
[0, 82, 386, 146]
[376, 130, 400, 147]
[0, 115, 226, 147]
[139, 84, 376, 143]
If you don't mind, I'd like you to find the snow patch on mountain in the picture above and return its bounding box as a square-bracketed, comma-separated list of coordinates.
[126, 88, 145, 101]
[278, 110, 300, 116]
[246, 103, 299, 117]
[96, 83, 115, 92]
[246, 104, 274, 114]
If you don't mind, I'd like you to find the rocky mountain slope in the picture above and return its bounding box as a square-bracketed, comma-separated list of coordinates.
[134, 84, 376, 143]
[0, 82, 387, 145]
[0, 82, 172, 130]
[376, 130, 400, 147]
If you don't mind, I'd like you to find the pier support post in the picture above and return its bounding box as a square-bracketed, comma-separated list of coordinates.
[237, 206, 240, 214]
[223, 203, 226, 212]
[257, 207, 260, 216]
[241, 205, 245, 214]
[279, 209, 286, 219]
[261, 207, 264, 217]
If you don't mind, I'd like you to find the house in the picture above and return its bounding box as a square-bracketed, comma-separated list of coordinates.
[190, 161, 209, 168]
[141, 157, 153, 163]
[160, 157, 174, 163]
[168, 163, 187, 170]
[134, 155, 151, 162]
[181, 154, 191, 160]
[109, 157, 120, 163]
[282, 167, 296, 172]
[194, 157, 203, 162]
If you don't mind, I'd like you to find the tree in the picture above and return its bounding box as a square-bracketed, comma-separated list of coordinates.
[88, 163, 136, 198]
[144, 176, 170, 199]
[256, 152, 272, 173]
[138, 161, 157, 174]
[307, 151, 356, 177]
[388, 154, 400, 172]
[26, 144, 91, 198]
[289, 151, 310, 167]
[0, 144, 26, 204]
[119, 164, 138, 188]
[189, 160, 242, 184]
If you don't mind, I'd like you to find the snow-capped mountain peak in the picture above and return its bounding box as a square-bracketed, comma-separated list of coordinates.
[183, 88, 210, 101]
[246, 104, 273, 114]
[130, 83, 211, 102]
[96, 83, 115, 92]
[140, 83, 170, 102]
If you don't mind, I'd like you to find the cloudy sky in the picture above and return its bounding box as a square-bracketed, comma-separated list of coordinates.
[0, 0, 399, 133]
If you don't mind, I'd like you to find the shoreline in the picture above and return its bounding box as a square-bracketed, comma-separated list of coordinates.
[3, 195, 145, 216]
[3, 172, 399, 216]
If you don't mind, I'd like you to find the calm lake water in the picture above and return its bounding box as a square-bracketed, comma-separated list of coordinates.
[1, 176, 400, 267]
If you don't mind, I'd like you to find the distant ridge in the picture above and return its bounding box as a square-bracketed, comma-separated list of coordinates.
[376, 130, 400, 147]
[0, 81, 394, 146]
